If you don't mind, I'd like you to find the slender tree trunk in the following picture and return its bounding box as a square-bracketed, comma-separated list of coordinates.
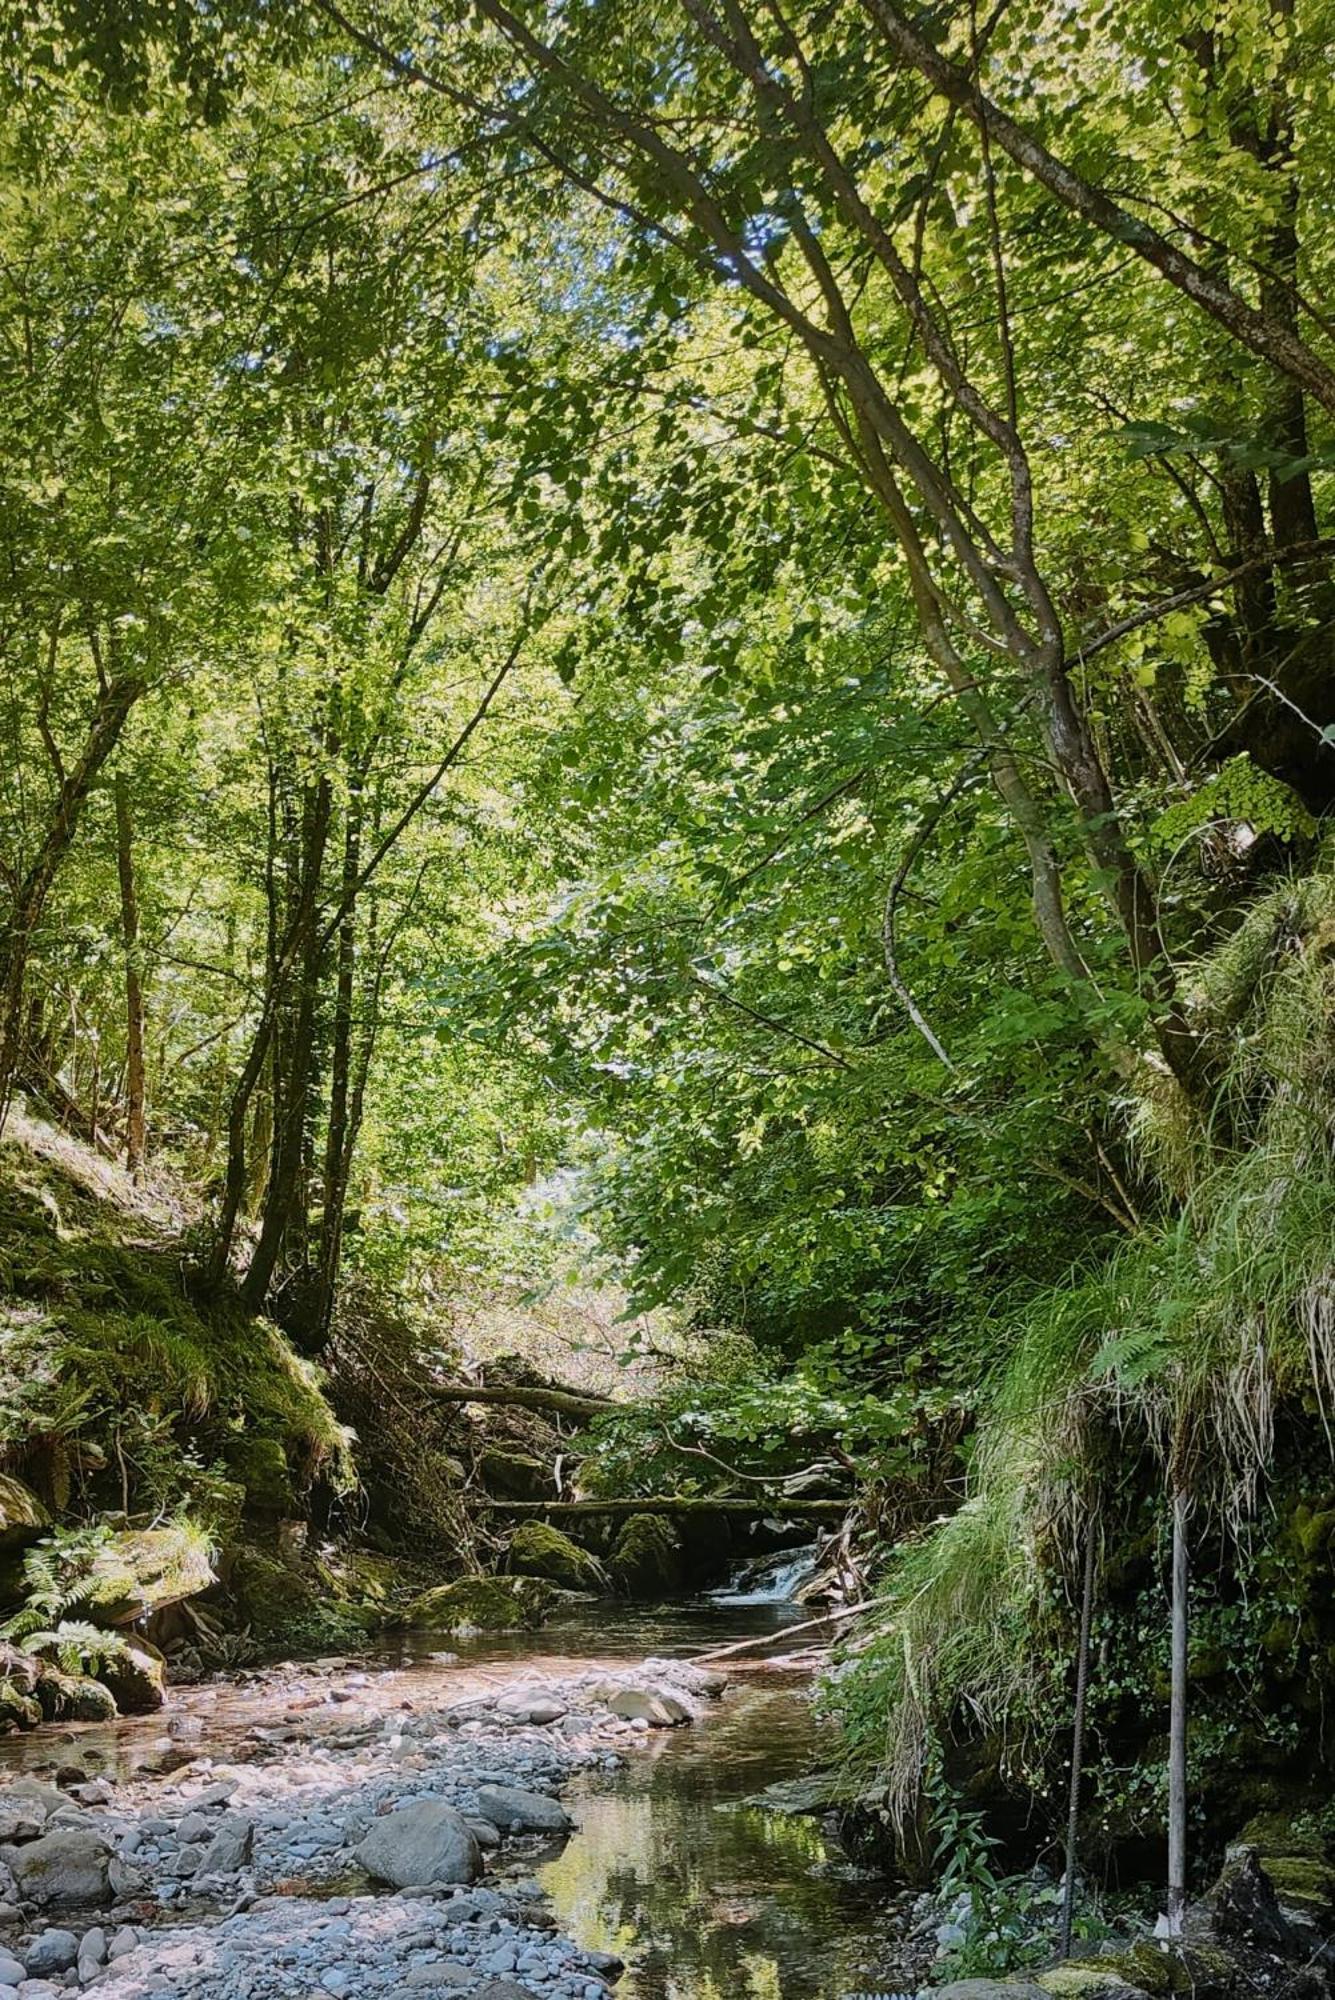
[0, 669, 143, 1130]
[312, 797, 362, 1339]
[114, 773, 147, 1175]
[1167, 1484, 1190, 1935]
[1060, 1523, 1098, 1958]
[242, 773, 333, 1308]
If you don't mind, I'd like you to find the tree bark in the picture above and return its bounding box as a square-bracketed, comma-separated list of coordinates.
[114, 773, 147, 1175]
[0, 667, 143, 1130]
[1060, 1524, 1098, 1958]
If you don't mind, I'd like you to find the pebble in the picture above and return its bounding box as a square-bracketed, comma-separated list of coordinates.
[8, 1658, 718, 2000]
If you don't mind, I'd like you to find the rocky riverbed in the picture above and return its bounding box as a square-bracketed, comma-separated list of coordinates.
[0, 1653, 727, 2000]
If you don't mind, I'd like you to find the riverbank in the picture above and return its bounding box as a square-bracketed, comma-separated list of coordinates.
[0, 1648, 731, 2000]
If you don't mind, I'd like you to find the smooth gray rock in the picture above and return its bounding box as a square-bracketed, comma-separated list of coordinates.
[0, 1955, 21, 1987]
[355, 1803, 481, 1890]
[9, 1829, 111, 1908]
[934, 1985, 1049, 2000]
[474, 1786, 571, 1835]
[590, 1681, 689, 1726]
[23, 1929, 78, 1977]
[197, 1819, 253, 1876]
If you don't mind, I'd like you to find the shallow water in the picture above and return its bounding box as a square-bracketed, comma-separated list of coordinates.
[538, 1662, 910, 2000]
[0, 1596, 912, 2000]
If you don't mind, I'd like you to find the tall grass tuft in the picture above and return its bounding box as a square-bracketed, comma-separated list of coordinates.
[835, 857, 1335, 1822]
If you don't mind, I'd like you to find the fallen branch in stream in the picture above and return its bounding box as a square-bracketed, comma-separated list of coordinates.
[691, 1600, 872, 1662]
[477, 1495, 852, 1518]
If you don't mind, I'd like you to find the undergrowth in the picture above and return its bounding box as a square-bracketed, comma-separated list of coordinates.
[831, 859, 1335, 1831]
[0, 1146, 351, 1518]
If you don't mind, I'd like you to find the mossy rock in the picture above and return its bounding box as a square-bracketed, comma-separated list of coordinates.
[508, 1523, 607, 1593]
[0, 1474, 49, 1553]
[36, 1670, 117, 1722]
[320, 1549, 402, 1607]
[1262, 1853, 1335, 1916]
[222, 1546, 382, 1653]
[478, 1449, 554, 1500]
[607, 1514, 683, 1597]
[77, 1525, 214, 1626]
[1036, 1963, 1143, 2000]
[399, 1574, 557, 1633]
[1238, 1810, 1325, 1859]
[224, 1434, 296, 1517]
[99, 1639, 166, 1715]
[224, 1548, 314, 1638]
[0, 1678, 41, 1731]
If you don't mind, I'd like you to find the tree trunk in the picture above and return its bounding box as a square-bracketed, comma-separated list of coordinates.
[1060, 1524, 1098, 1958]
[1167, 1484, 1190, 1935]
[0, 668, 143, 1130]
[242, 772, 333, 1308]
[114, 773, 147, 1175]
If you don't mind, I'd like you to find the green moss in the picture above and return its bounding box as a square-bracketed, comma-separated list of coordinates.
[478, 1449, 552, 1500]
[36, 1669, 117, 1721]
[0, 1474, 48, 1552]
[0, 1155, 352, 1518]
[223, 1434, 295, 1516]
[508, 1522, 606, 1592]
[1035, 1965, 1139, 2000]
[1290, 1503, 1335, 1560]
[607, 1514, 683, 1597]
[1262, 1854, 1335, 1914]
[1239, 1810, 1325, 1858]
[78, 1523, 215, 1625]
[399, 1574, 556, 1633]
[223, 1545, 376, 1654]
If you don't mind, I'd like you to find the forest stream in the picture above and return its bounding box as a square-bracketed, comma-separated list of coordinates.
[0, 1565, 915, 2000]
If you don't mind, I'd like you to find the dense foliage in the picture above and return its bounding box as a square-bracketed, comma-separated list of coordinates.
[4, 0, 1335, 1892]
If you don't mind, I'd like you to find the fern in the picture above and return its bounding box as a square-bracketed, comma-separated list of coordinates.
[0, 1620, 128, 1677]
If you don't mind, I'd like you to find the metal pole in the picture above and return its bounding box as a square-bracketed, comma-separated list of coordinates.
[1166, 1485, 1189, 1935]
[1059, 1524, 1097, 1958]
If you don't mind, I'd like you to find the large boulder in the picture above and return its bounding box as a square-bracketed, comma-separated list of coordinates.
[35, 1671, 117, 1722]
[507, 1523, 607, 1593]
[607, 1514, 683, 1597]
[76, 1526, 214, 1627]
[99, 1640, 166, 1715]
[478, 1450, 554, 1501]
[0, 1646, 42, 1734]
[0, 1475, 48, 1554]
[223, 1434, 295, 1517]
[473, 1785, 571, 1834]
[355, 1801, 482, 1889]
[224, 1546, 319, 1643]
[8, 1826, 112, 1907]
[399, 1575, 556, 1634]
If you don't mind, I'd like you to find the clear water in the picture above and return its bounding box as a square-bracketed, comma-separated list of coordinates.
[0, 1596, 916, 2000]
[537, 1658, 914, 2000]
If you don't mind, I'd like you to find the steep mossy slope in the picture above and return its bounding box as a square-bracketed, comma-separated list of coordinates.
[0, 1115, 350, 1528]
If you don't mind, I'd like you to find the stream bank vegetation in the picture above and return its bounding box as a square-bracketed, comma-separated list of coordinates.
[3, 0, 1335, 1983]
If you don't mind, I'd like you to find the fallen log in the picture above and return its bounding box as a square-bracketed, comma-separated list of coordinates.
[691, 1600, 871, 1661]
[426, 1383, 615, 1421]
[477, 1496, 851, 1518]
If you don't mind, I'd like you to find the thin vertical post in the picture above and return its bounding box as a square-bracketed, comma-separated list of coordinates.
[1166, 1484, 1189, 1935]
[1060, 1523, 1097, 1958]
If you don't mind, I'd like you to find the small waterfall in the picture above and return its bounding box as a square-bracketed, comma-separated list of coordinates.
[708, 1544, 820, 1605]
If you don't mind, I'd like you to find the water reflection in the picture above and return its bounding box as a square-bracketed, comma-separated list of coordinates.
[538, 1674, 903, 2000]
